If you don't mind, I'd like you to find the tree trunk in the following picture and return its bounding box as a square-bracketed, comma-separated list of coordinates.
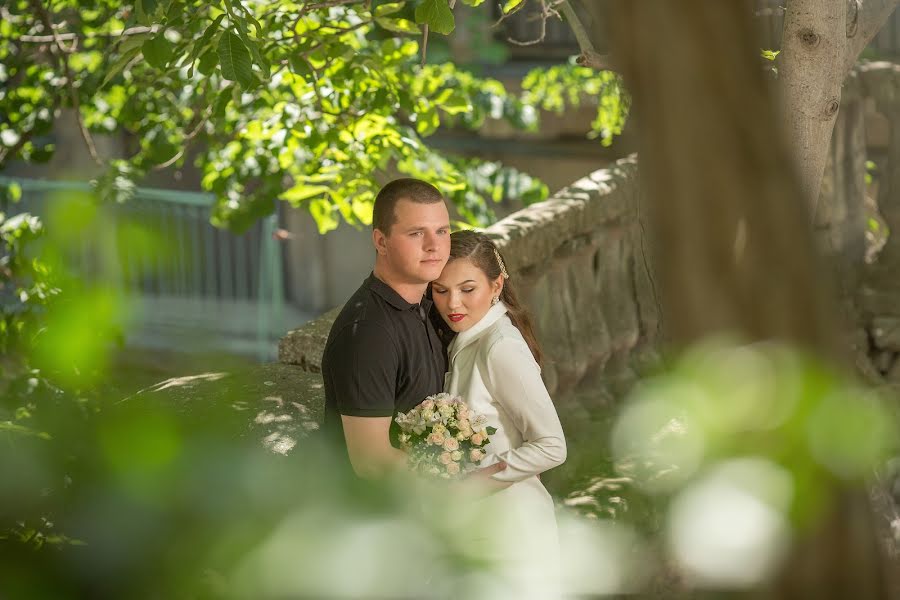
[779, 0, 846, 212]
[779, 0, 900, 211]
[606, 0, 894, 595]
[606, 0, 838, 357]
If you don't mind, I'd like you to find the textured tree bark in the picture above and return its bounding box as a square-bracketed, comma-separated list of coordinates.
[779, 0, 846, 212]
[780, 0, 900, 211]
[606, 1, 894, 595]
[844, 0, 900, 74]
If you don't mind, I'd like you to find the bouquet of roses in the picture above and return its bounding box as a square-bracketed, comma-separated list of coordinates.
[394, 393, 497, 479]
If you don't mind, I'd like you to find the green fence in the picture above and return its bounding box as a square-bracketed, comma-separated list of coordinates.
[0, 175, 289, 361]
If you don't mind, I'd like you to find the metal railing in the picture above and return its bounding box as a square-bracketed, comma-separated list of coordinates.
[0, 175, 287, 360]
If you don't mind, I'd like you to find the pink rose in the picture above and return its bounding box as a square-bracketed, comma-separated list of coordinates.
[421, 399, 435, 410]
[470, 433, 485, 446]
[446, 462, 461, 476]
[443, 437, 460, 452]
[469, 449, 485, 462]
[439, 452, 453, 465]
[428, 432, 444, 446]
[457, 418, 471, 431]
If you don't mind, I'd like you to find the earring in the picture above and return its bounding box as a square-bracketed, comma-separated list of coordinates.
[491, 296, 499, 306]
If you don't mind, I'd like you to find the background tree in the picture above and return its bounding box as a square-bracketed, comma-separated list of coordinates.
[780, 0, 900, 210]
[608, 0, 898, 596]
[0, 0, 627, 232]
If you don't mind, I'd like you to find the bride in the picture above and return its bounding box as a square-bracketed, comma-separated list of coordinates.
[430, 230, 567, 597]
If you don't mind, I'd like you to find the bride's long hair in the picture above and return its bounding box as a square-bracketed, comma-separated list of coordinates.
[444, 230, 543, 368]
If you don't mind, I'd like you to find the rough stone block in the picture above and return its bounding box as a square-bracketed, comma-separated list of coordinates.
[872, 317, 900, 352]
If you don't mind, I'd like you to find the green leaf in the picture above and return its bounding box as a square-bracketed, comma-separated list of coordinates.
[198, 48, 218, 76]
[189, 14, 226, 63]
[376, 17, 421, 35]
[217, 32, 253, 87]
[459, 0, 486, 5]
[760, 49, 780, 61]
[213, 85, 233, 119]
[136, 0, 162, 23]
[375, 2, 406, 16]
[414, 0, 455, 35]
[281, 183, 330, 204]
[232, 15, 270, 75]
[434, 88, 471, 114]
[289, 55, 315, 81]
[142, 34, 174, 69]
[118, 32, 153, 54]
[2, 181, 22, 203]
[309, 198, 339, 233]
[101, 46, 142, 88]
[501, 0, 525, 13]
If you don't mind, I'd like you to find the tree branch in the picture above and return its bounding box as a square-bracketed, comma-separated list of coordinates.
[19, 25, 159, 43]
[29, 0, 102, 166]
[843, 0, 900, 74]
[560, 0, 614, 70]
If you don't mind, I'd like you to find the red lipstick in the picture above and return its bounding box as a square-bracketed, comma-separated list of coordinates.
[448, 314, 465, 323]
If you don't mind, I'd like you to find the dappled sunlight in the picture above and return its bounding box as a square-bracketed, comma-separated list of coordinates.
[144, 372, 229, 393]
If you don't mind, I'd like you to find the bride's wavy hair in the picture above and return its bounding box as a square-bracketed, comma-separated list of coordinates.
[447, 230, 543, 367]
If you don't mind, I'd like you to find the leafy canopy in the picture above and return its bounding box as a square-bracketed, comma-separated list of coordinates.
[0, 0, 628, 232]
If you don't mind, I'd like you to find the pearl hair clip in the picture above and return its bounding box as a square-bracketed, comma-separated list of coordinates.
[493, 247, 509, 279]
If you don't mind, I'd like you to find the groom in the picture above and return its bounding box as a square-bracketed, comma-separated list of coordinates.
[321, 178, 503, 480]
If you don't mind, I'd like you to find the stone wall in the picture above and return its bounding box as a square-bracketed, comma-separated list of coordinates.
[278, 154, 660, 400]
[278, 60, 900, 396]
[855, 62, 900, 382]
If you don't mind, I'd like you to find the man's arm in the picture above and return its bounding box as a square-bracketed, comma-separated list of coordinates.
[341, 415, 407, 478]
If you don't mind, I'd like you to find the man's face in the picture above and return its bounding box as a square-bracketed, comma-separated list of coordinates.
[375, 198, 451, 285]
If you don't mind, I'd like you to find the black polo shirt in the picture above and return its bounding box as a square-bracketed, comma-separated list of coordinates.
[321, 273, 447, 464]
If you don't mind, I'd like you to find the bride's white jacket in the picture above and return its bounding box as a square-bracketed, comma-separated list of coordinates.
[444, 301, 567, 484]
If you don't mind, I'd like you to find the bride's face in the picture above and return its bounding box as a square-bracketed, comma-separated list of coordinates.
[431, 258, 502, 333]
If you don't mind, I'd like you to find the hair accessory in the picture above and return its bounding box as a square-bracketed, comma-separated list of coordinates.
[493, 247, 509, 280]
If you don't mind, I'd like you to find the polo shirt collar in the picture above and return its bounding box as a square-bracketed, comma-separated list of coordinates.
[366, 273, 430, 312]
[449, 301, 508, 361]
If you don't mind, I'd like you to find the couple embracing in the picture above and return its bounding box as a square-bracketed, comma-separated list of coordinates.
[321, 178, 567, 594]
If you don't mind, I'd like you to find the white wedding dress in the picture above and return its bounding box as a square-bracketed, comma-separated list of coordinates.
[443, 301, 567, 598]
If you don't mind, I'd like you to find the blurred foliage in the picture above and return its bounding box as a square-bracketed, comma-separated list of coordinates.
[556, 340, 900, 591]
[0, 0, 628, 233]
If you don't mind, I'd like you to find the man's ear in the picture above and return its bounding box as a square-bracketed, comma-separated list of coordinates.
[373, 228, 388, 256]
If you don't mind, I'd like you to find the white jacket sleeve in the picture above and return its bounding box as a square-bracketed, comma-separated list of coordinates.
[482, 336, 567, 483]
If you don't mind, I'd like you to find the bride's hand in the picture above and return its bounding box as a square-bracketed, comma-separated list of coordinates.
[459, 461, 512, 496]
[467, 461, 506, 480]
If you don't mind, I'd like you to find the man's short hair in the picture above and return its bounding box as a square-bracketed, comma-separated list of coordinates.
[372, 178, 444, 234]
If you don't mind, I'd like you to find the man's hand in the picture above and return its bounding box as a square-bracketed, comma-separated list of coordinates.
[341, 415, 406, 478]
